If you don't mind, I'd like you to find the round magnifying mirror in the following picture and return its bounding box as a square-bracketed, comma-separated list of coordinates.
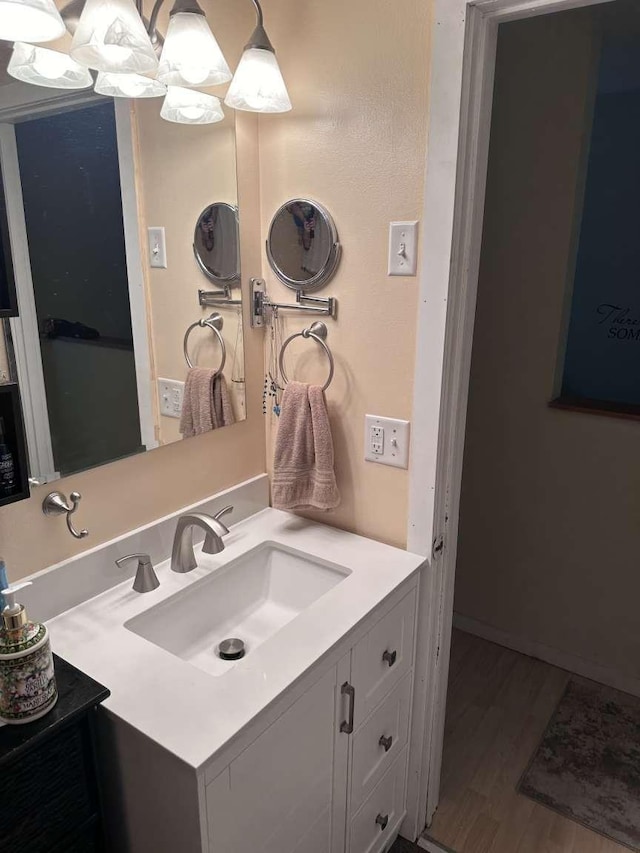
[266, 198, 340, 292]
[193, 203, 240, 285]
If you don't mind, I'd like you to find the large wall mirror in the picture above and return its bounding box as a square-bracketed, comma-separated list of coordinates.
[0, 84, 245, 484]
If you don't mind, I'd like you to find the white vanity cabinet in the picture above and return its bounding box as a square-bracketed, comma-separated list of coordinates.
[204, 585, 418, 853]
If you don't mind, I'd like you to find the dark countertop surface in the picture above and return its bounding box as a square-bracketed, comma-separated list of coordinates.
[0, 654, 110, 766]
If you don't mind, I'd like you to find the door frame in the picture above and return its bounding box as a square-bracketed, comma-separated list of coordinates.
[404, 0, 614, 838]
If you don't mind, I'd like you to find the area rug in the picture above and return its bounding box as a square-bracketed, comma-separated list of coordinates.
[519, 679, 640, 850]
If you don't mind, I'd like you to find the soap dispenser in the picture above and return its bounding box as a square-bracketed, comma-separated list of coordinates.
[0, 581, 57, 724]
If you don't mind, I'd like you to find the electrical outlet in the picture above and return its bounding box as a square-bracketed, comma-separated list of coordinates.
[364, 415, 410, 468]
[158, 378, 184, 419]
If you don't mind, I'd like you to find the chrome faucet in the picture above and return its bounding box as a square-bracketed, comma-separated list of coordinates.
[171, 506, 233, 573]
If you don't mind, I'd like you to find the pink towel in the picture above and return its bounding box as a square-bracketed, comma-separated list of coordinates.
[180, 367, 215, 438]
[272, 381, 340, 511]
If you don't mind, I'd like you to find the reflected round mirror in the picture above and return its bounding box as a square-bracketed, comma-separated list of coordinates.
[266, 198, 340, 292]
[193, 203, 240, 285]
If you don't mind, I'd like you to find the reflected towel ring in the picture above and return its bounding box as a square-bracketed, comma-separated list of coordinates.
[184, 313, 226, 373]
[279, 321, 334, 392]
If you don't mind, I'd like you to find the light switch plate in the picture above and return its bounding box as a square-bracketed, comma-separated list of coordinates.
[148, 226, 167, 269]
[388, 220, 418, 276]
[364, 415, 410, 468]
[158, 378, 184, 418]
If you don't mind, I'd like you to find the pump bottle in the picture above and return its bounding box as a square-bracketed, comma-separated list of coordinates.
[0, 581, 57, 723]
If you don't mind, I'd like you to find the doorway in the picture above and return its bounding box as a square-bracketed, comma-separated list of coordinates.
[417, 1, 640, 850]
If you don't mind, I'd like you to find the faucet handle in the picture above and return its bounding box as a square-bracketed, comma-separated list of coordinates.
[212, 505, 233, 530]
[115, 553, 160, 594]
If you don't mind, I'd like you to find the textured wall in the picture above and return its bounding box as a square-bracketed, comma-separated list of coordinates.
[260, 0, 432, 548]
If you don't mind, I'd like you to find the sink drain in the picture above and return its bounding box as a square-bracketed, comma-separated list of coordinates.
[217, 638, 246, 661]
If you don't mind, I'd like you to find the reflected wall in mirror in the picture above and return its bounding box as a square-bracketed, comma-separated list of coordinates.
[0, 89, 245, 484]
[266, 198, 340, 292]
[193, 202, 240, 284]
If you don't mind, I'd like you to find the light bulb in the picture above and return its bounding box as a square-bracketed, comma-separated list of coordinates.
[224, 48, 291, 113]
[7, 41, 93, 89]
[0, 0, 65, 43]
[157, 11, 230, 88]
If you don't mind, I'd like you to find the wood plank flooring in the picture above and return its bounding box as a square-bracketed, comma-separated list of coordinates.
[422, 629, 629, 853]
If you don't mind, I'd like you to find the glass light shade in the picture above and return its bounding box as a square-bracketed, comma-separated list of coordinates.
[95, 70, 166, 97]
[0, 0, 65, 42]
[70, 0, 158, 74]
[157, 12, 230, 87]
[8, 42, 93, 89]
[160, 86, 224, 124]
[224, 47, 291, 113]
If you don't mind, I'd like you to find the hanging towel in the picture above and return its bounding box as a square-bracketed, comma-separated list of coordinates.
[179, 367, 216, 438]
[211, 373, 236, 429]
[272, 381, 340, 511]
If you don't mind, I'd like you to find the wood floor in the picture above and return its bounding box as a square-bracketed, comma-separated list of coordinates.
[422, 629, 629, 853]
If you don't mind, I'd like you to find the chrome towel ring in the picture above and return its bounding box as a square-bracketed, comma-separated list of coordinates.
[279, 321, 334, 392]
[184, 313, 226, 373]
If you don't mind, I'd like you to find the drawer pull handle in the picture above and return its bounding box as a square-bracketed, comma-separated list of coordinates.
[375, 813, 389, 831]
[340, 682, 355, 734]
[382, 649, 397, 667]
[379, 734, 393, 752]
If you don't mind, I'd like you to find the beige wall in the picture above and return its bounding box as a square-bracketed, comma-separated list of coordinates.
[260, 0, 432, 549]
[454, 11, 640, 682]
[0, 0, 433, 579]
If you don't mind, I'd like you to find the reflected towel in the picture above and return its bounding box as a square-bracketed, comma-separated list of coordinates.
[212, 373, 235, 429]
[272, 381, 340, 511]
[179, 367, 215, 438]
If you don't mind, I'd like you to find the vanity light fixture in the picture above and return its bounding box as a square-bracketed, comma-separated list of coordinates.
[157, 0, 230, 87]
[95, 70, 166, 97]
[0, 0, 66, 43]
[1, 0, 292, 116]
[8, 40, 93, 89]
[160, 85, 224, 124]
[224, 0, 291, 113]
[70, 0, 159, 74]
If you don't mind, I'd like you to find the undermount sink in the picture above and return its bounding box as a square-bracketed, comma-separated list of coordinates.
[125, 542, 350, 677]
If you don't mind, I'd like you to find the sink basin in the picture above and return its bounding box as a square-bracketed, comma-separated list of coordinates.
[125, 542, 350, 677]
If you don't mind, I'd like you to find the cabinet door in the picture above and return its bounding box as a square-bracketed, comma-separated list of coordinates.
[207, 665, 344, 853]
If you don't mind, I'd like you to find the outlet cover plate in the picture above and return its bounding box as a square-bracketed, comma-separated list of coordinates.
[364, 415, 410, 468]
[158, 378, 184, 419]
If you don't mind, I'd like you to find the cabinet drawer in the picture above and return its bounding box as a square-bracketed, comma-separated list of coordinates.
[349, 746, 408, 853]
[350, 673, 411, 813]
[352, 589, 416, 727]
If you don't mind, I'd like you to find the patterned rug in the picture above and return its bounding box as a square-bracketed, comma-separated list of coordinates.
[519, 679, 640, 850]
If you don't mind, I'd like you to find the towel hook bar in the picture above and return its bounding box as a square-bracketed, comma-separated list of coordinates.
[184, 313, 226, 373]
[279, 321, 335, 392]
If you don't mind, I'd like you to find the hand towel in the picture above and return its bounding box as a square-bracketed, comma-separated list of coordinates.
[179, 367, 216, 438]
[212, 373, 236, 429]
[272, 381, 340, 511]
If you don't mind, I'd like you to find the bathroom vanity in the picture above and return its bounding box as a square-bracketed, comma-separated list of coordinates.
[38, 490, 423, 853]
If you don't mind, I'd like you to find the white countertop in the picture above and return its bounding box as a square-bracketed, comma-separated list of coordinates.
[48, 509, 424, 771]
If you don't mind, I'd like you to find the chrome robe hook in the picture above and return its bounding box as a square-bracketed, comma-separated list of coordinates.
[42, 491, 89, 539]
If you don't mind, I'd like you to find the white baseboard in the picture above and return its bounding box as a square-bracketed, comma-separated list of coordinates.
[418, 837, 453, 852]
[453, 612, 640, 699]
